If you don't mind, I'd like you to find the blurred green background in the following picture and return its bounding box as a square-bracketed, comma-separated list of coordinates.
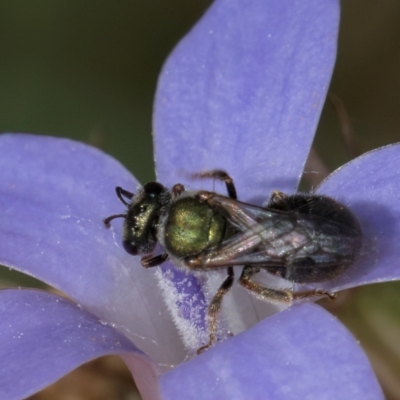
[0, 1, 213, 184]
[1, 1, 400, 399]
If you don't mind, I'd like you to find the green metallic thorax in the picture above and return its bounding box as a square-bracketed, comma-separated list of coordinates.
[163, 196, 227, 258]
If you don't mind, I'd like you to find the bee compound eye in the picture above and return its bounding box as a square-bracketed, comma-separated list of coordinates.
[143, 182, 164, 196]
[122, 240, 139, 255]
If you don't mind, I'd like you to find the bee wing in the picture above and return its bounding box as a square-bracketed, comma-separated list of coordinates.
[191, 194, 296, 269]
[191, 193, 364, 279]
[190, 228, 287, 269]
[204, 193, 290, 232]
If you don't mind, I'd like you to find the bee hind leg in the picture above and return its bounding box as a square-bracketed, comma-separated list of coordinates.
[239, 265, 292, 303]
[267, 190, 288, 208]
[292, 288, 337, 301]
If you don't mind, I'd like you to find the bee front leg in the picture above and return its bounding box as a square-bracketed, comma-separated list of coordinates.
[239, 265, 292, 303]
[197, 266, 235, 354]
[141, 253, 168, 268]
[172, 183, 185, 197]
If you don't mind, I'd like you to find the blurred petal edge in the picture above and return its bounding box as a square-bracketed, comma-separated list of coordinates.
[0, 289, 162, 400]
[160, 303, 383, 400]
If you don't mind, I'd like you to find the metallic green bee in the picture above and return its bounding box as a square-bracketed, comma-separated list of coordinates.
[104, 170, 363, 352]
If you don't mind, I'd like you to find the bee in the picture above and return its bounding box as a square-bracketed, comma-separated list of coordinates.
[104, 170, 363, 353]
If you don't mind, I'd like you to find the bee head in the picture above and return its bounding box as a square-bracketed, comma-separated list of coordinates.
[103, 182, 170, 256]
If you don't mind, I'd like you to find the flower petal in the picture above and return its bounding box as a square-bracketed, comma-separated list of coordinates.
[159, 303, 383, 400]
[154, 0, 340, 348]
[154, 0, 339, 201]
[0, 289, 161, 400]
[0, 134, 183, 366]
[318, 143, 400, 289]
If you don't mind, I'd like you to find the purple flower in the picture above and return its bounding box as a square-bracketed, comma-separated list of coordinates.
[0, 0, 394, 398]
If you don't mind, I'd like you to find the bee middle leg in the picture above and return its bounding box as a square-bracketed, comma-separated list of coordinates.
[239, 265, 292, 303]
[197, 266, 235, 354]
[191, 170, 237, 200]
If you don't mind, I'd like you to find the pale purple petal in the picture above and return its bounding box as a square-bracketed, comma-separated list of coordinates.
[0, 289, 161, 400]
[159, 303, 383, 400]
[154, 0, 339, 202]
[153, 0, 340, 350]
[0, 134, 184, 366]
[317, 143, 400, 289]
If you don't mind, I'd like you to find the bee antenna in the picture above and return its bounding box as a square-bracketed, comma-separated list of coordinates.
[116, 186, 134, 206]
[103, 214, 126, 227]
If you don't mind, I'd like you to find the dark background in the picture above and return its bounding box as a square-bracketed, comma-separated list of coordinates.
[1, 1, 400, 399]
